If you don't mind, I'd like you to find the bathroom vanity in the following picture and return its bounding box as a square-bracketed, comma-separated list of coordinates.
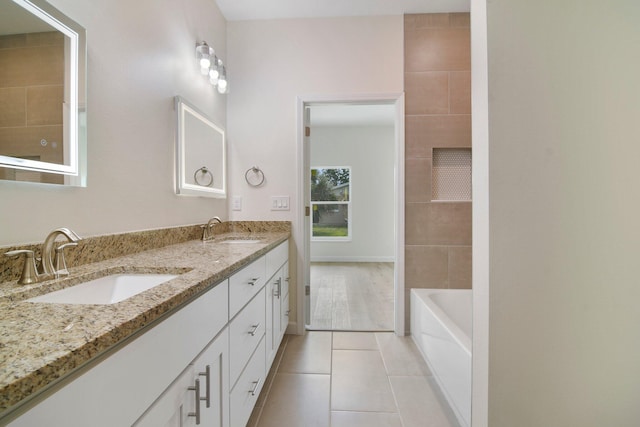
[0, 229, 290, 427]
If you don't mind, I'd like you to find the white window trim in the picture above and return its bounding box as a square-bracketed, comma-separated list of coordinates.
[310, 166, 352, 242]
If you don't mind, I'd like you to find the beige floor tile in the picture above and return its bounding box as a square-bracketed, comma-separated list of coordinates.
[333, 332, 379, 350]
[331, 411, 403, 427]
[309, 263, 394, 331]
[376, 332, 431, 376]
[278, 331, 332, 374]
[256, 373, 330, 427]
[389, 376, 460, 427]
[256, 335, 289, 408]
[332, 349, 387, 376]
[331, 373, 397, 412]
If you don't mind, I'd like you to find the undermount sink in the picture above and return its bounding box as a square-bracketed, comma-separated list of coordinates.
[221, 239, 262, 244]
[27, 273, 179, 305]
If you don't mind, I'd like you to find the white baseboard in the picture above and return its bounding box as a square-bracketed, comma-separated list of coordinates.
[310, 256, 395, 263]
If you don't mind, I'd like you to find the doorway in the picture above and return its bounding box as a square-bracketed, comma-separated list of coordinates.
[296, 95, 405, 335]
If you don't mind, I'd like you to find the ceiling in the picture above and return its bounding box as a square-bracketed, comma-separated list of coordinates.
[215, 0, 470, 21]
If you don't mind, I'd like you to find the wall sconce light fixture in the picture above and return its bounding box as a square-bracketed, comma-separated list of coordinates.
[196, 41, 228, 94]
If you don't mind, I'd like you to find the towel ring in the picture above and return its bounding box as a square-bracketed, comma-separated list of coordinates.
[245, 166, 265, 187]
[194, 166, 214, 187]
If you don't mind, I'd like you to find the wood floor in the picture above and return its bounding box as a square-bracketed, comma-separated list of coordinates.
[308, 262, 394, 331]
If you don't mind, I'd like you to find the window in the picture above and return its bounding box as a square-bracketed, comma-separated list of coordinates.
[311, 167, 351, 240]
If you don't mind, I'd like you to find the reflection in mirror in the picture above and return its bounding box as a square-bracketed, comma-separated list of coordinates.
[0, 0, 86, 186]
[175, 96, 226, 198]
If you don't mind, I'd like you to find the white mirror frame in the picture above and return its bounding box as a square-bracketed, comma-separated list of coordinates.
[175, 96, 226, 198]
[0, 0, 87, 185]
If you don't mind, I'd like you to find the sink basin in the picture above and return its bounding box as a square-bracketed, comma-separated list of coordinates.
[27, 274, 179, 305]
[222, 239, 262, 244]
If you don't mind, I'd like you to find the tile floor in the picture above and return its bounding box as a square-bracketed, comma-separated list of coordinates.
[249, 331, 460, 427]
[309, 263, 395, 331]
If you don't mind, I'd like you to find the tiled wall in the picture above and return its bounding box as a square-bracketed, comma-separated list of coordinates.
[0, 31, 65, 184]
[404, 13, 472, 329]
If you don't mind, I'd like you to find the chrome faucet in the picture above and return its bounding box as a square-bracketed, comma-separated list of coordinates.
[4, 227, 82, 285]
[201, 217, 222, 241]
[39, 228, 82, 277]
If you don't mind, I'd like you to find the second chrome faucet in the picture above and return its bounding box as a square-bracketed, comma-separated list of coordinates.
[201, 217, 222, 241]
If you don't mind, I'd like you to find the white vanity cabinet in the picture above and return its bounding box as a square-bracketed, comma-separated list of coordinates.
[9, 279, 230, 427]
[8, 239, 289, 427]
[265, 241, 290, 367]
[134, 328, 230, 427]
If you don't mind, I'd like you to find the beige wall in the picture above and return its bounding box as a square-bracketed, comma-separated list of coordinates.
[0, 0, 228, 246]
[404, 13, 472, 330]
[0, 32, 64, 184]
[227, 16, 404, 332]
[485, 1, 640, 425]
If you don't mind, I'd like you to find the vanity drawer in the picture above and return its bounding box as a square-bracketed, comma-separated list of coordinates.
[229, 337, 266, 427]
[229, 287, 266, 387]
[266, 240, 288, 280]
[229, 256, 266, 318]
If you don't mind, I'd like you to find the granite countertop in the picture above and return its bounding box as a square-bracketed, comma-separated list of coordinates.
[0, 231, 289, 416]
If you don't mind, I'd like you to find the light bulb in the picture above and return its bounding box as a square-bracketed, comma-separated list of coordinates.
[195, 42, 214, 75]
[199, 57, 211, 69]
[218, 78, 227, 90]
[209, 62, 220, 84]
[217, 83, 227, 94]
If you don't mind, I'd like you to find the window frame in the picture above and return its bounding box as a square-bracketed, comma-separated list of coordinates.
[310, 166, 352, 242]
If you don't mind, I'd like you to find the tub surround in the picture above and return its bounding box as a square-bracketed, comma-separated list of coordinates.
[0, 222, 290, 417]
[404, 13, 472, 335]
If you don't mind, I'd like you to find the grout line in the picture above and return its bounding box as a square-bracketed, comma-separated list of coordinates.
[329, 331, 334, 422]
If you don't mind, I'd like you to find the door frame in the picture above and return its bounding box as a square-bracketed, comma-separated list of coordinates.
[295, 93, 405, 336]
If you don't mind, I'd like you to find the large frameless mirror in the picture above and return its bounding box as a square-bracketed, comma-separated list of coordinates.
[0, 0, 87, 186]
[175, 96, 226, 198]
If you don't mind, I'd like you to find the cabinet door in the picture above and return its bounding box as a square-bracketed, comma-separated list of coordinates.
[134, 329, 229, 427]
[265, 267, 282, 367]
[278, 262, 289, 341]
[133, 364, 196, 427]
[194, 328, 229, 427]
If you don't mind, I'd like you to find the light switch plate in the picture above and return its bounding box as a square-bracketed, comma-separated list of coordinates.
[271, 196, 289, 211]
[232, 196, 242, 211]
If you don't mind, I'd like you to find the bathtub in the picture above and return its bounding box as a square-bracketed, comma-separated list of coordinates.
[411, 289, 472, 427]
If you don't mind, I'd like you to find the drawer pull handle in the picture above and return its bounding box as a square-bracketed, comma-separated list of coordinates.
[247, 277, 260, 286]
[285, 309, 290, 316]
[199, 365, 211, 408]
[249, 378, 261, 396]
[248, 323, 261, 336]
[273, 278, 281, 298]
[188, 378, 202, 424]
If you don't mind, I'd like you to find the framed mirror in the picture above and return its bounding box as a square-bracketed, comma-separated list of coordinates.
[0, 0, 87, 186]
[175, 96, 226, 198]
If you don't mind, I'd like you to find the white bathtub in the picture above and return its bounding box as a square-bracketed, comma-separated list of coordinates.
[411, 289, 472, 427]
